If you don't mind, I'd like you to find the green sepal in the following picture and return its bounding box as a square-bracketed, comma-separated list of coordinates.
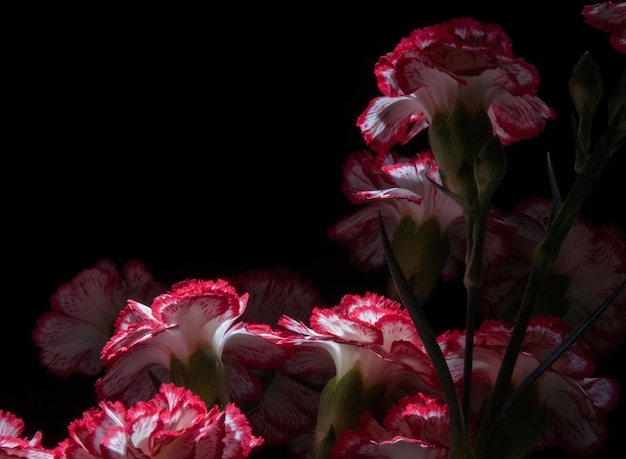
[428, 110, 463, 176]
[447, 104, 494, 170]
[312, 367, 366, 459]
[387, 215, 450, 304]
[170, 347, 230, 409]
[428, 103, 496, 203]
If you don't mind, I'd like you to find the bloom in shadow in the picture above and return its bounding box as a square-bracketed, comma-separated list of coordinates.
[32, 259, 168, 377]
[441, 318, 620, 457]
[333, 393, 451, 459]
[478, 197, 626, 358]
[227, 267, 331, 447]
[583, 1, 626, 54]
[329, 149, 515, 302]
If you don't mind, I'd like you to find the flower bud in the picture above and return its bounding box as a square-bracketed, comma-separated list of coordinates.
[474, 135, 507, 200]
[569, 51, 604, 122]
[569, 51, 605, 171]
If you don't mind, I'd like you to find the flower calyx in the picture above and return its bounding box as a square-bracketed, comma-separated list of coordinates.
[312, 365, 385, 459]
[428, 103, 496, 204]
[169, 346, 231, 409]
[387, 215, 451, 304]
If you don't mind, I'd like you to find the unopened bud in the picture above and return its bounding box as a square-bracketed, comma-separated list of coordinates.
[474, 135, 507, 199]
[569, 51, 604, 121]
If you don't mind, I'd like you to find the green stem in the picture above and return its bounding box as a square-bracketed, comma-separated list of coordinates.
[462, 193, 490, 441]
[461, 206, 476, 440]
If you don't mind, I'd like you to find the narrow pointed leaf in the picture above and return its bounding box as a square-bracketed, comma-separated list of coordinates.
[500, 277, 626, 415]
[546, 152, 562, 229]
[378, 213, 467, 454]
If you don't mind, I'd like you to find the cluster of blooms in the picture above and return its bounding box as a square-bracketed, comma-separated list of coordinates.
[3, 2, 625, 458]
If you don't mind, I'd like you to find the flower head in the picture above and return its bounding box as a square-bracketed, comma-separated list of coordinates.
[32, 259, 168, 377]
[7, 6, 625, 459]
[479, 197, 626, 358]
[329, 149, 515, 301]
[226, 267, 329, 446]
[441, 318, 620, 457]
[280, 291, 437, 390]
[0, 410, 55, 459]
[55, 383, 263, 459]
[279, 291, 439, 457]
[95, 271, 331, 447]
[333, 393, 451, 459]
[357, 17, 556, 154]
[329, 150, 463, 276]
[96, 278, 289, 410]
[583, 2, 626, 54]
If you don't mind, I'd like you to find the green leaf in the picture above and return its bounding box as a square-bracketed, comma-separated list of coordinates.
[378, 213, 468, 456]
[545, 152, 562, 229]
[500, 276, 626, 416]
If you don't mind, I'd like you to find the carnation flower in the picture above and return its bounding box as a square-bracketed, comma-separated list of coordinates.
[479, 197, 626, 358]
[333, 393, 451, 459]
[7, 3, 626, 459]
[279, 292, 441, 456]
[441, 318, 620, 457]
[32, 259, 168, 377]
[329, 149, 515, 302]
[583, 1, 626, 54]
[55, 383, 263, 458]
[357, 18, 556, 152]
[0, 410, 55, 459]
[357, 17, 556, 203]
[226, 267, 331, 447]
[95, 278, 289, 413]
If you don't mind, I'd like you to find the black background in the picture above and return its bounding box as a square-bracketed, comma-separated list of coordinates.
[3, 2, 625, 458]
